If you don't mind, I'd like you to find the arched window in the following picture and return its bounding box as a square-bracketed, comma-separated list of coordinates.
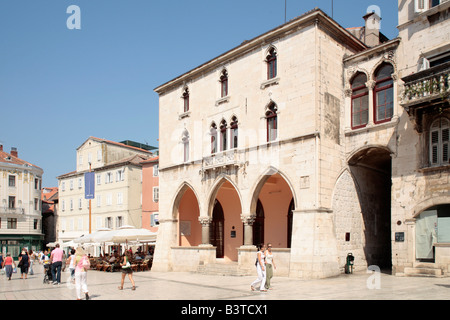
[374, 63, 394, 124]
[230, 116, 238, 149]
[266, 103, 278, 142]
[210, 123, 217, 154]
[351, 72, 369, 129]
[182, 130, 190, 162]
[220, 70, 228, 98]
[220, 120, 227, 152]
[430, 117, 449, 166]
[182, 87, 189, 113]
[266, 48, 277, 80]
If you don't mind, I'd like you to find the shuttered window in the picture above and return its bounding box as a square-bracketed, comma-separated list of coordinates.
[430, 118, 450, 166]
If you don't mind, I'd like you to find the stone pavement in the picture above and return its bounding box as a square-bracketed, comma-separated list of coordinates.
[1, 263, 449, 301]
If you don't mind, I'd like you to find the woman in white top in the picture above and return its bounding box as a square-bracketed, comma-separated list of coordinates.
[250, 244, 267, 292]
[66, 248, 76, 284]
[264, 243, 276, 290]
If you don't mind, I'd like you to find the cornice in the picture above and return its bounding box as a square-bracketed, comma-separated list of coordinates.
[154, 8, 366, 95]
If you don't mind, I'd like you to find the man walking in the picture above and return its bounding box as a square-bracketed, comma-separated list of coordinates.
[50, 243, 63, 285]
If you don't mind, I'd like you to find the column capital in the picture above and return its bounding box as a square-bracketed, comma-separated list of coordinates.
[366, 80, 376, 90]
[240, 214, 256, 225]
[198, 216, 212, 225]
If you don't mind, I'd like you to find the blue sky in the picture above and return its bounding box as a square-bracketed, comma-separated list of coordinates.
[0, 0, 398, 187]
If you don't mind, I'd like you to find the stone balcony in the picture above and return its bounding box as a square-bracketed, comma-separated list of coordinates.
[0, 207, 25, 215]
[401, 61, 450, 132]
[401, 61, 450, 108]
[201, 149, 245, 175]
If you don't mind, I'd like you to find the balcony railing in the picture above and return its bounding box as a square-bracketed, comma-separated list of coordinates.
[201, 149, 244, 173]
[0, 207, 25, 215]
[401, 62, 450, 108]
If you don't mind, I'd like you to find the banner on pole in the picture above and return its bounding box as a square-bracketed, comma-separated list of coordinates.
[84, 172, 95, 199]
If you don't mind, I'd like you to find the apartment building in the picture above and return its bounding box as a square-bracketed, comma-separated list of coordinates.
[0, 145, 44, 257]
[56, 137, 154, 244]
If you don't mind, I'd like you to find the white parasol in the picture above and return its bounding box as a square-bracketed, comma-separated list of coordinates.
[110, 225, 157, 243]
[74, 227, 112, 244]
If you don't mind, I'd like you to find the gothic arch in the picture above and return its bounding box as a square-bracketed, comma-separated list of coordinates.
[249, 166, 297, 215]
[206, 175, 243, 218]
[370, 58, 397, 81]
[171, 182, 201, 220]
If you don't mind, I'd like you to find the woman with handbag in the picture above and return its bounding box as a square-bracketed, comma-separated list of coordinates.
[118, 250, 135, 290]
[18, 249, 29, 279]
[74, 247, 90, 300]
[2, 253, 15, 280]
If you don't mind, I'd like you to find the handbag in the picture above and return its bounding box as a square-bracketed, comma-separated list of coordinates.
[81, 256, 90, 270]
[122, 257, 131, 268]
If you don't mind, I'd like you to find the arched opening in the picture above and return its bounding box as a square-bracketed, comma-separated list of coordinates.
[251, 172, 294, 248]
[347, 147, 392, 270]
[208, 179, 243, 261]
[175, 185, 201, 247]
[211, 200, 225, 258]
[252, 199, 264, 246]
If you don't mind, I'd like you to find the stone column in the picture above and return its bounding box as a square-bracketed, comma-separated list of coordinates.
[240, 214, 256, 246]
[391, 73, 399, 121]
[198, 216, 212, 245]
[366, 79, 376, 126]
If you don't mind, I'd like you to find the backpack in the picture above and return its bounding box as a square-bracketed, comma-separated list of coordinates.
[77, 255, 90, 270]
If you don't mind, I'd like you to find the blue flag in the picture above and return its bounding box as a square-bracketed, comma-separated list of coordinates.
[84, 172, 95, 199]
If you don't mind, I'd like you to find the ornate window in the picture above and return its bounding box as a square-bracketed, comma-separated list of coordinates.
[220, 70, 228, 98]
[230, 116, 238, 149]
[220, 120, 227, 152]
[351, 72, 369, 129]
[266, 102, 278, 142]
[430, 117, 449, 166]
[266, 48, 277, 80]
[374, 63, 394, 124]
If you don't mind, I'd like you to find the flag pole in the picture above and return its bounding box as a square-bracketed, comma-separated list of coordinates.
[332, 0, 334, 19]
[89, 162, 92, 234]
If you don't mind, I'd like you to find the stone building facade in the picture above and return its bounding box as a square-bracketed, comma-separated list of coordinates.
[56, 137, 153, 247]
[152, 1, 450, 278]
[0, 145, 44, 257]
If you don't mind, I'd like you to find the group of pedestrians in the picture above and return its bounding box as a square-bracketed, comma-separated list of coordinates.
[64, 246, 136, 299]
[0, 249, 36, 280]
[0, 244, 137, 300]
[250, 243, 276, 292]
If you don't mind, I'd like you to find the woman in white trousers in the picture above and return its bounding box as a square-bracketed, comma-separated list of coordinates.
[250, 244, 267, 292]
[74, 247, 90, 300]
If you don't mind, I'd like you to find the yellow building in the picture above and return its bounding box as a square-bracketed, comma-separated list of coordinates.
[56, 137, 154, 247]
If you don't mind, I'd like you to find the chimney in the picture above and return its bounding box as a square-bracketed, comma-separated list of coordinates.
[0, 144, 3, 151]
[363, 12, 380, 47]
[11, 147, 18, 158]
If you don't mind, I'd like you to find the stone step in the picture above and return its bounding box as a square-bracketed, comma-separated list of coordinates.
[404, 267, 443, 277]
[197, 262, 251, 276]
